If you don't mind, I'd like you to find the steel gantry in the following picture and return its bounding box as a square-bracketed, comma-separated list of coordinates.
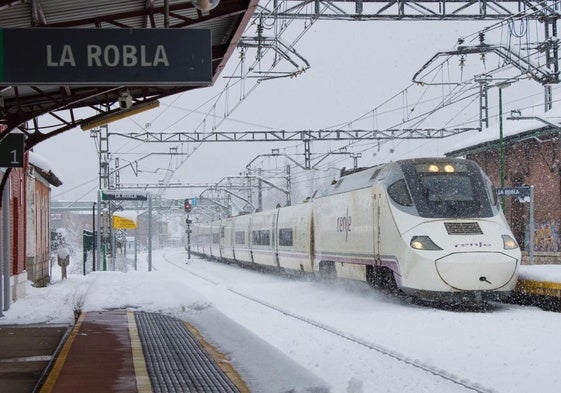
[256, 0, 560, 21]
[110, 127, 479, 169]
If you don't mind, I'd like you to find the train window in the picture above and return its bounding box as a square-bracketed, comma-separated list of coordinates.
[279, 228, 293, 246]
[235, 231, 245, 244]
[212, 234, 220, 244]
[252, 230, 270, 246]
[388, 179, 413, 206]
[220, 227, 225, 238]
[400, 159, 494, 218]
[484, 176, 499, 207]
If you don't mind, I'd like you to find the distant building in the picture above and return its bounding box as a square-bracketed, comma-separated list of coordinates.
[447, 119, 561, 264]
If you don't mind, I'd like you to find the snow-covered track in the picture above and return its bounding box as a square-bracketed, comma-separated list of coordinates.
[228, 288, 498, 393]
[163, 252, 499, 393]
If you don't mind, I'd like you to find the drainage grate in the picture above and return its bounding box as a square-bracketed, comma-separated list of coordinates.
[444, 222, 483, 235]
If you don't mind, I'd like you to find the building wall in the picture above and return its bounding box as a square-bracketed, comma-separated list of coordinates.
[469, 138, 561, 255]
[9, 167, 26, 276]
[8, 165, 28, 300]
[26, 168, 52, 287]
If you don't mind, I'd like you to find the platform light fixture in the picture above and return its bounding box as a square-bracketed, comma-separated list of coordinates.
[497, 81, 511, 211]
[81, 100, 160, 131]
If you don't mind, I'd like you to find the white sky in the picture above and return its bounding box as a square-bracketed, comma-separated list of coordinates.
[34, 18, 561, 202]
[1, 247, 560, 393]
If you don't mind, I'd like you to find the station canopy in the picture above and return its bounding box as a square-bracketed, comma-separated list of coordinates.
[0, 0, 257, 145]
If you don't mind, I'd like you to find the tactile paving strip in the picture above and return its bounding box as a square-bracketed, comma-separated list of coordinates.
[134, 312, 240, 393]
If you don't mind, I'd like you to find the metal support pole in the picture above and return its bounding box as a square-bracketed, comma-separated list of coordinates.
[92, 202, 96, 272]
[96, 190, 102, 271]
[304, 140, 311, 170]
[257, 168, 263, 212]
[479, 81, 489, 129]
[186, 216, 191, 261]
[499, 86, 506, 211]
[529, 185, 535, 265]
[3, 178, 10, 312]
[286, 165, 291, 206]
[148, 194, 152, 272]
[134, 228, 138, 271]
[0, 191, 3, 318]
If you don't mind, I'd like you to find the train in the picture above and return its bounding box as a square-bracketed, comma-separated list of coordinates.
[188, 157, 521, 303]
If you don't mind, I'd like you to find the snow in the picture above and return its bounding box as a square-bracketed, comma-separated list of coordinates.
[113, 210, 138, 222]
[519, 264, 561, 283]
[449, 100, 561, 155]
[1, 247, 561, 393]
[56, 247, 70, 259]
[28, 150, 65, 183]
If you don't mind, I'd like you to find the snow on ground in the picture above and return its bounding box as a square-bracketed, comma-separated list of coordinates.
[1, 248, 561, 393]
[519, 264, 561, 282]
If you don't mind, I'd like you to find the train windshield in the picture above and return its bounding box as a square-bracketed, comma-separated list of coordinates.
[400, 160, 497, 218]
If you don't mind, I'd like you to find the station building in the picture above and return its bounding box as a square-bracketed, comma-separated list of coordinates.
[447, 116, 561, 264]
[1, 151, 62, 305]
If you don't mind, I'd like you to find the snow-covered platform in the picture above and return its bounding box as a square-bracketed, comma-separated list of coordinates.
[35, 309, 329, 393]
[512, 265, 561, 311]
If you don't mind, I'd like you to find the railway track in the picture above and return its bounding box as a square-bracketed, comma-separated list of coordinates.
[161, 251, 501, 393]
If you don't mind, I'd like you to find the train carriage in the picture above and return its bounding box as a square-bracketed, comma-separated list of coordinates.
[276, 203, 313, 273]
[249, 209, 278, 267]
[312, 167, 380, 281]
[189, 157, 520, 303]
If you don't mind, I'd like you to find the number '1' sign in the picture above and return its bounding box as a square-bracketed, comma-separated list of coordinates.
[0, 134, 25, 168]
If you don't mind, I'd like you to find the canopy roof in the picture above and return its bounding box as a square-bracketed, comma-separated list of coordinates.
[0, 0, 257, 149]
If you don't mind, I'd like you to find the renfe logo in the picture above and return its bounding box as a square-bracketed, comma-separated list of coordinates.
[337, 209, 352, 241]
[454, 242, 492, 248]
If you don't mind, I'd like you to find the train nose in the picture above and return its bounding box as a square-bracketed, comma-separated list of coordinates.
[435, 252, 518, 290]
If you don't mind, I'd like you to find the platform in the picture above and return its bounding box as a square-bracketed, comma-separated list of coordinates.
[0, 324, 69, 393]
[38, 310, 247, 393]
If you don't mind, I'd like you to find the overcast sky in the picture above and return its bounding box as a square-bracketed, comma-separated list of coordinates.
[34, 18, 556, 203]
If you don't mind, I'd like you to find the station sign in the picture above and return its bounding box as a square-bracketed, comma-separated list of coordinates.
[0, 28, 211, 85]
[0, 133, 24, 167]
[496, 187, 531, 198]
[102, 191, 147, 201]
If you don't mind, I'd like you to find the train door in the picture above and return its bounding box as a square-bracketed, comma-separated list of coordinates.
[367, 185, 383, 286]
[373, 186, 381, 260]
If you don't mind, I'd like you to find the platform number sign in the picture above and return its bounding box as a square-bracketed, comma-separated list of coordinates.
[0, 134, 25, 168]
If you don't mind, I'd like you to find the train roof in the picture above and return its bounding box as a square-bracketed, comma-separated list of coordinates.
[313, 157, 471, 198]
[313, 164, 388, 198]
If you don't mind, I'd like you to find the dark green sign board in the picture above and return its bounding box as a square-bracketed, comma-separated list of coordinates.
[0, 133, 25, 167]
[102, 191, 147, 201]
[0, 28, 211, 85]
[496, 187, 531, 198]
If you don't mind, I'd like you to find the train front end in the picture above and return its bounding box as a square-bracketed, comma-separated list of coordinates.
[386, 158, 520, 302]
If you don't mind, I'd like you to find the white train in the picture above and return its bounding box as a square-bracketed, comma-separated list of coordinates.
[189, 157, 521, 302]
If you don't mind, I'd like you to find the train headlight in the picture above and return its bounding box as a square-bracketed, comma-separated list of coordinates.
[502, 234, 519, 250]
[410, 236, 443, 251]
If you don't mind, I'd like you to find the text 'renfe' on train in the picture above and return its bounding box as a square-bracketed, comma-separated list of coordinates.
[189, 157, 521, 302]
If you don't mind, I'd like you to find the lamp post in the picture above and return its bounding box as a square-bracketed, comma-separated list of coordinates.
[498, 82, 511, 211]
